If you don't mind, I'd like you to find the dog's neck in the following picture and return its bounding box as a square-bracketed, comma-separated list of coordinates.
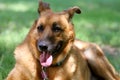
[41, 53, 70, 80]
[51, 53, 69, 67]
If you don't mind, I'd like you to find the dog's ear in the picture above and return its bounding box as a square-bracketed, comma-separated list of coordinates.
[38, 1, 50, 14]
[64, 6, 81, 21]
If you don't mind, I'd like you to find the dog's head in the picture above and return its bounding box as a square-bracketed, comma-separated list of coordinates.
[28, 1, 81, 67]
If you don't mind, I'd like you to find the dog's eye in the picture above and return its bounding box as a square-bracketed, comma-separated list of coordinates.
[52, 23, 62, 32]
[37, 25, 44, 32]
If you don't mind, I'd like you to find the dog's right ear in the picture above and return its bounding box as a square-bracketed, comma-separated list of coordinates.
[38, 1, 50, 15]
[64, 6, 81, 21]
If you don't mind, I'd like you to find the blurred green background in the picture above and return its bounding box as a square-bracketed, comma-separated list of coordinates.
[0, 0, 120, 79]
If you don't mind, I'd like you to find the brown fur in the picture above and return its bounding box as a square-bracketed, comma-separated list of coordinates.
[6, 1, 120, 80]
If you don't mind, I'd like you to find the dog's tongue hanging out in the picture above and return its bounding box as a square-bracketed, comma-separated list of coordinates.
[40, 52, 53, 67]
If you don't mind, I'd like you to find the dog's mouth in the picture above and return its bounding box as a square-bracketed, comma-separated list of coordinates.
[39, 41, 63, 67]
[40, 51, 53, 67]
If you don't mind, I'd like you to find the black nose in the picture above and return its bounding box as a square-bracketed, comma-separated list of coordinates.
[38, 41, 49, 51]
[38, 44, 48, 51]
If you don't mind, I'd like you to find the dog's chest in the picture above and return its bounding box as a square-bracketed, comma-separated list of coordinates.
[44, 56, 78, 80]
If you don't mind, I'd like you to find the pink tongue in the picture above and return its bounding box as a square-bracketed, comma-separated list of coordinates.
[40, 52, 53, 67]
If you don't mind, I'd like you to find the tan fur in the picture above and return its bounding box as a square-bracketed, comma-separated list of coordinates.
[6, 1, 120, 80]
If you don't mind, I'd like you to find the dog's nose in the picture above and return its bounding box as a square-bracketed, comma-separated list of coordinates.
[38, 41, 49, 51]
[38, 43, 48, 51]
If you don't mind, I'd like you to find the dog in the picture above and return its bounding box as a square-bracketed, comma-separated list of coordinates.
[6, 1, 120, 80]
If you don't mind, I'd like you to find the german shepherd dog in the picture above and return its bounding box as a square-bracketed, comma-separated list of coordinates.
[6, 1, 120, 80]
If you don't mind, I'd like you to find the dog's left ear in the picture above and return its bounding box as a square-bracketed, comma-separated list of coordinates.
[64, 6, 81, 21]
[38, 1, 50, 15]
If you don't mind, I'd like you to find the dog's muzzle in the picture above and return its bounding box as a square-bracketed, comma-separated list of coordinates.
[37, 40, 63, 67]
[37, 40, 63, 55]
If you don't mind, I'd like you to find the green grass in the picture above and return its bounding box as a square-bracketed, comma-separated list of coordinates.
[0, 0, 120, 79]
